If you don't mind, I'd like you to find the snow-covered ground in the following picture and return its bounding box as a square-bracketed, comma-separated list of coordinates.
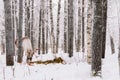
[0, 47, 119, 80]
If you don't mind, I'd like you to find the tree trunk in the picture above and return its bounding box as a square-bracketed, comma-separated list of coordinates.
[46, 0, 49, 54]
[64, 0, 68, 53]
[41, 0, 45, 54]
[102, 0, 107, 58]
[31, 0, 34, 50]
[86, 0, 92, 64]
[14, 0, 18, 39]
[76, 0, 82, 52]
[56, 0, 61, 53]
[4, 0, 14, 66]
[17, 0, 23, 63]
[91, 0, 102, 76]
[110, 36, 115, 54]
[50, 0, 56, 54]
[68, 0, 74, 57]
[82, 0, 85, 52]
[12, 0, 15, 56]
[38, 9, 42, 54]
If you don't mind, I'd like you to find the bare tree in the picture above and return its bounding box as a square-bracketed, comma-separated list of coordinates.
[49, 0, 56, 54]
[56, 0, 61, 53]
[17, 0, 23, 63]
[76, 0, 82, 52]
[82, 0, 85, 52]
[31, 0, 34, 50]
[38, 7, 42, 54]
[41, 0, 45, 54]
[86, 0, 92, 64]
[68, 0, 74, 57]
[64, 0, 68, 53]
[91, 0, 103, 76]
[102, 0, 107, 58]
[4, 0, 14, 65]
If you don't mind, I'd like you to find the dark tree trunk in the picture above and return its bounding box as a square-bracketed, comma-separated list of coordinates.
[92, 0, 102, 76]
[64, 0, 68, 53]
[4, 0, 14, 66]
[68, 0, 74, 57]
[17, 0, 23, 63]
[110, 36, 115, 54]
[12, 0, 15, 56]
[102, 0, 107, 58]
[41, 0, 45, 54]
[38, 9, 42, 54]
[82, 0, 85, 52]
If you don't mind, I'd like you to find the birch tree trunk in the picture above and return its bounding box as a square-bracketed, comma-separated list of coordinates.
[86, 0, 92, 64]
[50, 0, 56, 54]
[92, 0, 102, 76]
[4, 0, 14, 65]
[17, 0, 23, 63]
[68, 0, 74, 57]
[31, 0, 34, 50]
[76, 0, 81, 52]
[56, 0, 61, 53]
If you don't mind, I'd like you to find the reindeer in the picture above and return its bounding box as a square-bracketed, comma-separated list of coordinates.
[15, 36, 34, 64]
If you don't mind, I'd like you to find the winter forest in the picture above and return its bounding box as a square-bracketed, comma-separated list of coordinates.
[0, 0, 120, 80]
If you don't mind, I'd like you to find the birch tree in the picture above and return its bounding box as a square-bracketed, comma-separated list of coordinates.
[50, 0, 56, 54]
[76, 0, 81, 52]
[86, 0, 92, 64]
[56, 0, 61, 53]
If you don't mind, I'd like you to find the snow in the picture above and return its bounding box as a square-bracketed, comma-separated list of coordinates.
[0, 49, 119, 80]
[0, 0, 120, 80]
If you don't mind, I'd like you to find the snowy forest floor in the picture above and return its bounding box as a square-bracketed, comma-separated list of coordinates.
[0, 46, 119, 80]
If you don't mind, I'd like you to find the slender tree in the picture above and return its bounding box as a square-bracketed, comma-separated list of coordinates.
[92, 0, 103, 76]
[68, 0, 74, 57]
[49, 0, 56, 54]
[41, 0, 45, 54]
[102, 0, 107, 58]
[17, 0, 23, 63]
[64, 0, 68, 53]
[46, 0, 49, 54]
[4, 0, 14, 65]
[86, 0, 92, 64]
[82, 0, 85, 52]
[31, 0, 34, 50]
[38, 8, 42, 54]
[56, 0, 61, 53]
[12, 0, 15, 56]
[110, 36, 115, 54]
[76, 0, 82, 52]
